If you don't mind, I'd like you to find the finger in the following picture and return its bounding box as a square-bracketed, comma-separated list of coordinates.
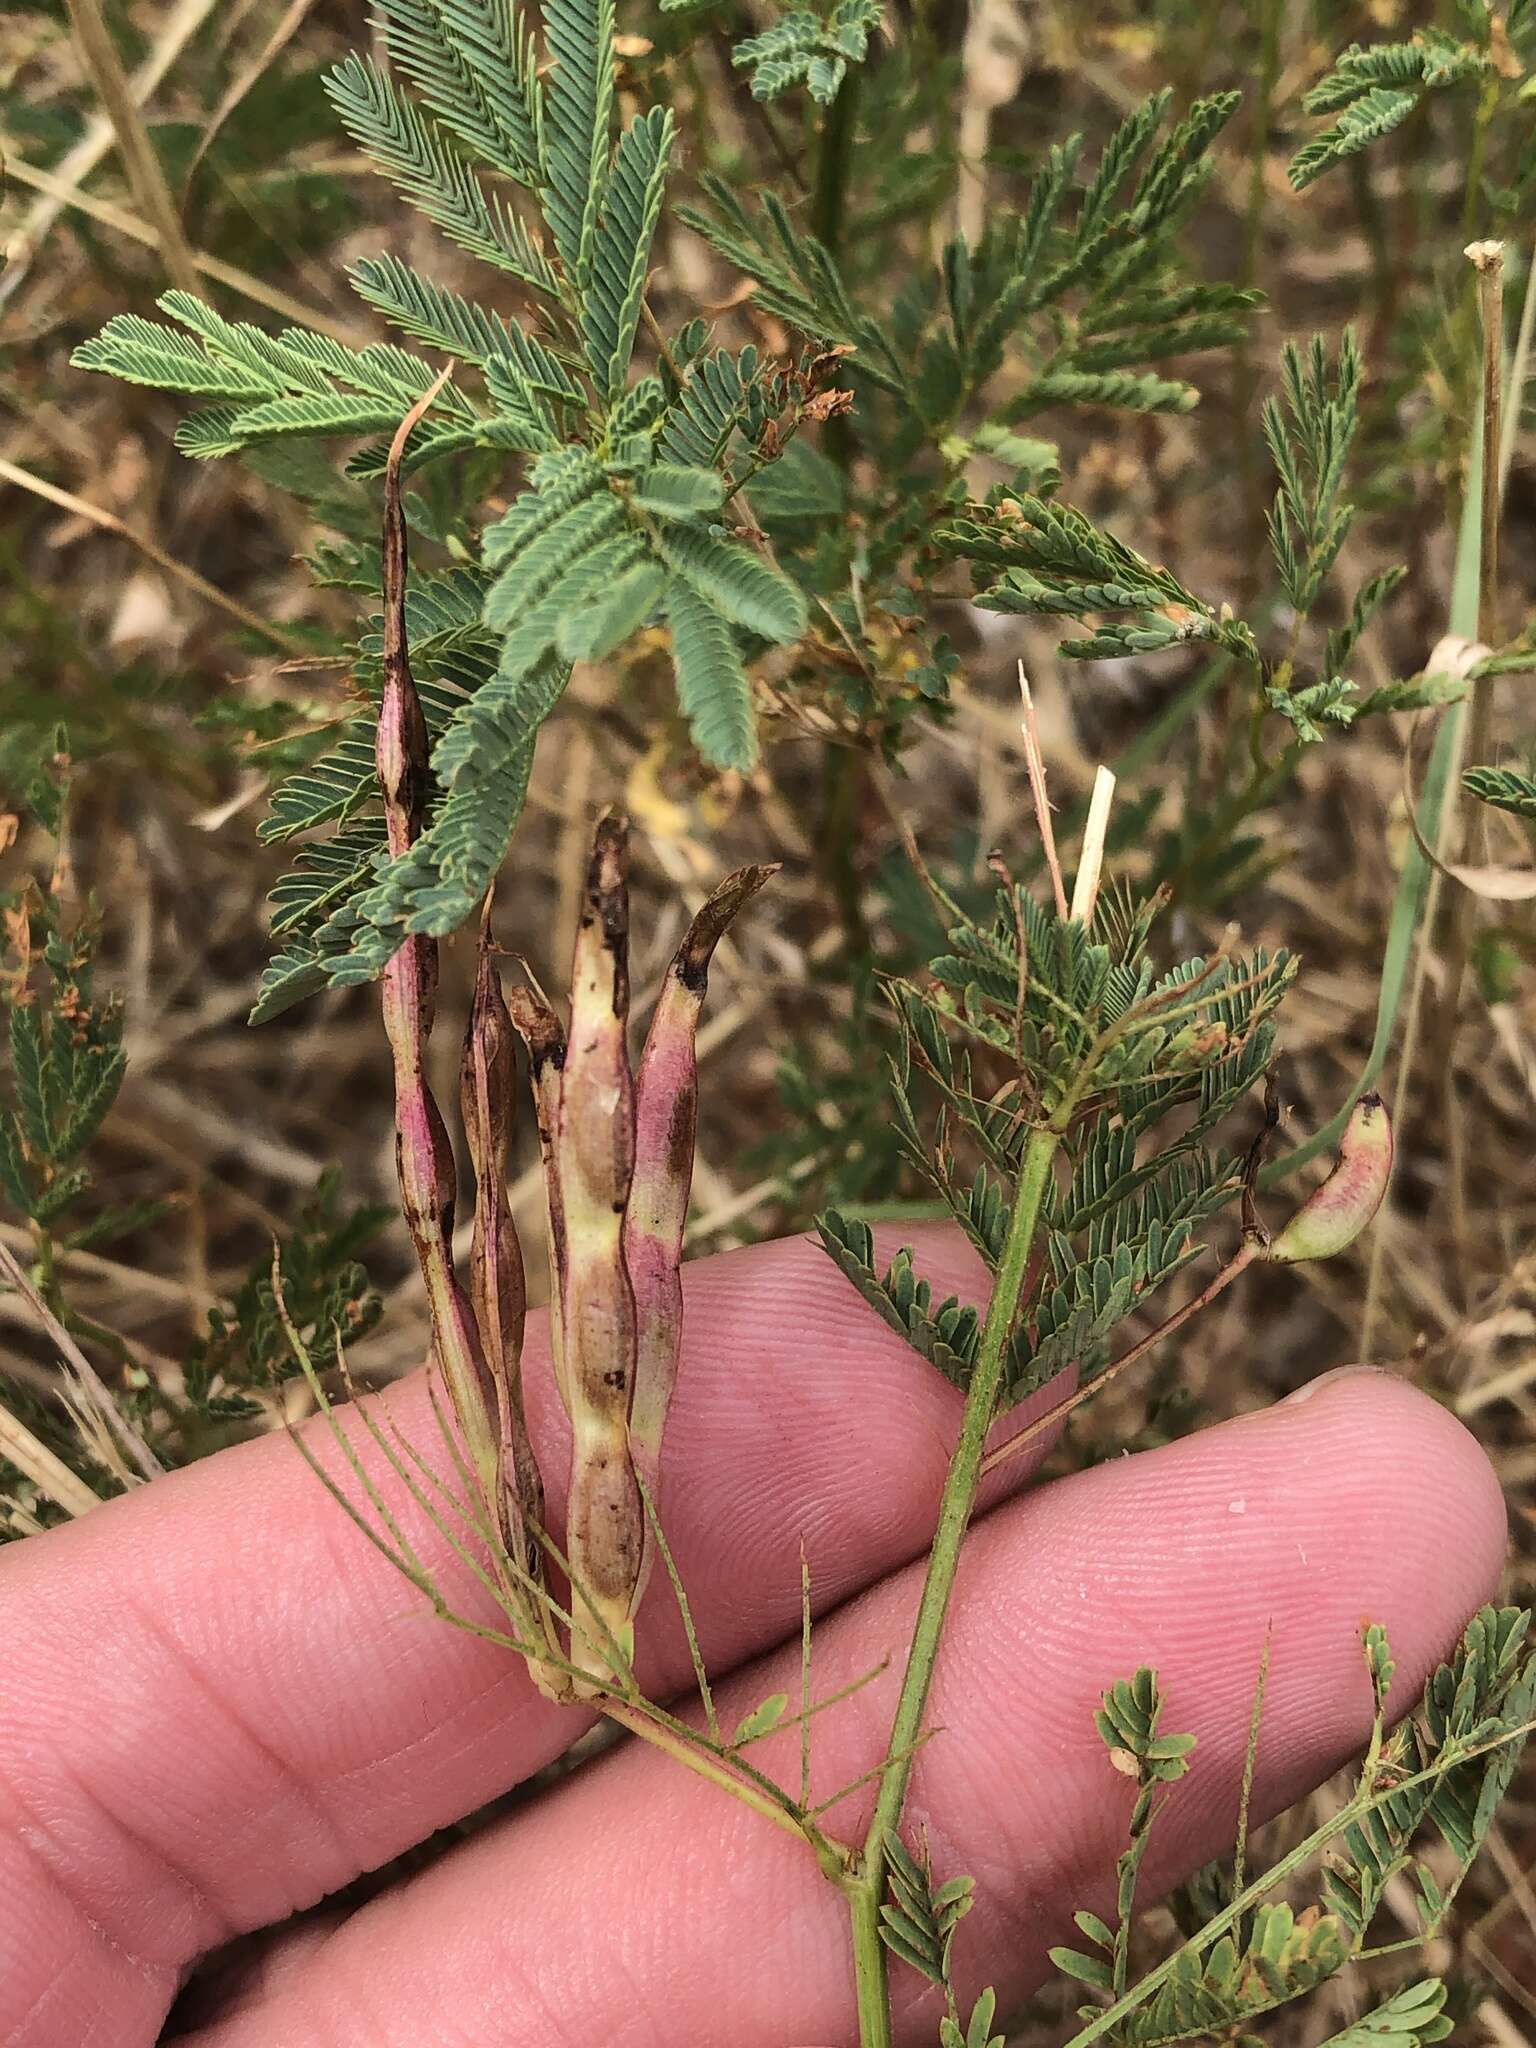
[0, 1225, 1046, 2046]
[178, 1369, 1506, 2048]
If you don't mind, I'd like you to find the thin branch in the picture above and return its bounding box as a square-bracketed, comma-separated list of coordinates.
[1231, 1632, 1272, 1905]
[979, 1240, 1261, 1479]
[634, 1464, 718, 1744]
[1428, 240, 1508, 1062]
[0, 455, 309, 655]
[63, 0, 199, 292]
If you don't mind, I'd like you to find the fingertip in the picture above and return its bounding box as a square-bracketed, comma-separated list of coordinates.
[1259, 1365, 1509, 1625]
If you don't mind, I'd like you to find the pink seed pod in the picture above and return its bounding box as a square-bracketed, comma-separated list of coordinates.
[624, 862, 777, 1617]
[507, 820, 774, 1692]
[376, 379, 501, 1522]
[1267, 1092, 1394, 1264]
[461, 922, 561, 1689]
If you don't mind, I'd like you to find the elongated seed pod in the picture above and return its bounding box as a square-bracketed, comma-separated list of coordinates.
[624, 863, 777, 1616]
[376, 380, 500, 1517]
[461, 923, 564, 1689]
[505, 980, 571, 1415]
[1268, 1093, 1394, 1263]
[557, 813, 643, 1685]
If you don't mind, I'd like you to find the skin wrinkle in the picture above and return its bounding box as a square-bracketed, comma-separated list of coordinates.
[122, 1587, 358, 1925]
[322, 1658, 534, 1827]
[0, 1787, 180, 2046]
[168, 1373, 1504, 2048]
[4, 1961, 105, 2048]
[0, 1668, 230, 1964]
[20, 1727, 231, 1956]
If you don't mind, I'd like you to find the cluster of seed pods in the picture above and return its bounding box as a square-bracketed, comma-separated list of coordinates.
[375, 393, 772, 1696]
[506, 821, 774, 1684]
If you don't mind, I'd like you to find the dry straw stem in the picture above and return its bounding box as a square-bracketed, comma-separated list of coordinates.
[0, 151, 372, 342]
[1070, 764, 1116, 924]
[0, 1237, 161, 1482]
[0, 0, 220, 306]
[63, 0, 200, 295]
[0, 1393, 101, 1518]
[1017, 663, 1068, 918]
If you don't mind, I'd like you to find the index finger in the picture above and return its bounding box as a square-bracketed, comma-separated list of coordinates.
[0, 1224, 1036, 2047]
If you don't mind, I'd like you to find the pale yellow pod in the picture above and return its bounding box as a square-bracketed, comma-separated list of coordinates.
[555, 813, 643, 1687]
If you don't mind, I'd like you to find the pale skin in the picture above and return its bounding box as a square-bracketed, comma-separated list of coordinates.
[0, 1226, 1508, 2047]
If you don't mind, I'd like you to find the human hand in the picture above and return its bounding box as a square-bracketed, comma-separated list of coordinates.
[0, 1227, 1505, 2046]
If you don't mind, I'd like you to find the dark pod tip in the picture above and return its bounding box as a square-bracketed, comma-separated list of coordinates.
[582, 813, 630, 1013]
[506, 984, 567, 1076]
[673, 863, 779, 993]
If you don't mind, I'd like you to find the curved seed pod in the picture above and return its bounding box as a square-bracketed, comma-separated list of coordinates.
[461, 922, 564, 1691]
[1268, 1093, 1393, 1263]
[376, 377, 501, 1520]
[557, 812, 643, 1686]
[624, 863, 778, 1618]
[505, 980, 570, 1415]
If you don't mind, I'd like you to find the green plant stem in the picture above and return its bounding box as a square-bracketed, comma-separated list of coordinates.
[1429, 241, 1504, 1034]
[28, 1219, 59, 1314]
[1262, 384, 1490, 1190]
[1460, 85, 1499, 247]
[1064, 1785, 1372, 2048]
[1385, 240, 1509, 1337]
[599, 1696, 836, 1857]
[1235, 0, 1281, 597]
[810, 69, 866, 951]
[846, 1123, 1061, 2048]
[813, 66, 858, 464]
[848, 1879, 891, 2046]
[813, 65, 858, 254]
